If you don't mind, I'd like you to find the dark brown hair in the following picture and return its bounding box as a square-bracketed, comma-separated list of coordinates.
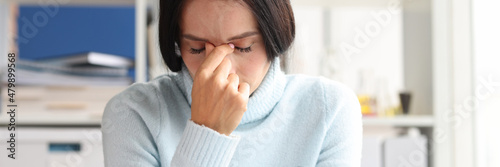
[158, 0, 295, 72]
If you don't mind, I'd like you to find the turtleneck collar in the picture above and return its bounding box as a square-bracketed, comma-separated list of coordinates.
[173, 57, 286, 125]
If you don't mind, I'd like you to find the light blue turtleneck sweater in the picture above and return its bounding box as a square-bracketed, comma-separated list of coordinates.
[102, 57, 362, 167]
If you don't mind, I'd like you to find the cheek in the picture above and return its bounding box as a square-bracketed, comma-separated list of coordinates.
[181, 51, 204, 76]
[238, 56, 266, 75]
[234, 49, 269, 85]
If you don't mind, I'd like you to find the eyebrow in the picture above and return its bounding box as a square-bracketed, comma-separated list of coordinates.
[182, 31, 258, 42]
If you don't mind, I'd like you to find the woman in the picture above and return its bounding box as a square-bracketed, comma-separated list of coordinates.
[102, 0, 362, 166]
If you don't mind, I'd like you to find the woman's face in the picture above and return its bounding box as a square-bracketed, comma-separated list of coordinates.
[179, 0, 271, 95]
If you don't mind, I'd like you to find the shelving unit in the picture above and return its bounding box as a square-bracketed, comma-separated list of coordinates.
[0, 113, 101, 126]
[291, 0, 439, 166]
[363, 115, 434, 127]
[1, 1, 148, 166]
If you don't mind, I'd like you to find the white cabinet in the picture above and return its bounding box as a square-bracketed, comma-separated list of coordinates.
[0, 128, 103, 167]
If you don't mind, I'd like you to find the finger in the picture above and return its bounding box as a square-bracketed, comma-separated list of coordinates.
[214, 58, 232, 81]
[227, 73, 239, 91]
[238, 82, 250, 98]
[204, 42, 215, 57]
[198, 43, 234, 73]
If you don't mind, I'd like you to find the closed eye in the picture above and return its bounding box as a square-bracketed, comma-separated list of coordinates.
[189, 43, 254, 55]
[236, 46, 252, 53]
[236, 43, 254, 53]
[189, 48, 205, 54]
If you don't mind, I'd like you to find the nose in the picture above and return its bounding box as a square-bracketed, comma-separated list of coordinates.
[204, 42, 237, 74]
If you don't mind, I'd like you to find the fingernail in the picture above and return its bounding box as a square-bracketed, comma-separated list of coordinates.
[228, 43, 235, 49]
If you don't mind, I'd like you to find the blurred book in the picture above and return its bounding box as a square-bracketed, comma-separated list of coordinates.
[16, 68, 132, 86]
[17, 6, 135, 60]
[39, 52, 134, 68]
[18, 59, 129, 77]
[13, 52, 134, 86]
[16, 5, 135, 80]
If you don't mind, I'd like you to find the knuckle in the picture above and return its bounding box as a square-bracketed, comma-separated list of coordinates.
[226, 81, 238, 91]
[226, 85, 238, 94]
[214, 78, 227, 90]
[229, 73, 239, 80]
[226, 76, 235, 84]
[224, 83, 233, 91]
[214, 76, 225, 84]
[227, 75, 239, 86]
[233, 95, 246, 105]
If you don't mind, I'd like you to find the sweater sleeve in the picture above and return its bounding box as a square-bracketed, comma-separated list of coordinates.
[102, 82, 241, 167]
[316, 81, 363, 167]
[101, 83, 161, 167]
[171, 120, 241, 167]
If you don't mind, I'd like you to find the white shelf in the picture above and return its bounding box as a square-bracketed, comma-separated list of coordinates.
[362, 115, 434, 127]
[7, 115, 429, 127]
[0, 113, 101, 126]
[1, 114, 435, 127]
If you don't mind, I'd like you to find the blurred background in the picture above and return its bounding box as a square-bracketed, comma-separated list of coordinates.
[0, 0, 498, 166]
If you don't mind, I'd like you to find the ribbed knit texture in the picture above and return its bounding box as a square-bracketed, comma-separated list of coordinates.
[171, 120, 240, 167]
[102, 57, 362, 167]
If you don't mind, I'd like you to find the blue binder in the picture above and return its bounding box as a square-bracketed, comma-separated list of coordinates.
[17, 6, 136, 79]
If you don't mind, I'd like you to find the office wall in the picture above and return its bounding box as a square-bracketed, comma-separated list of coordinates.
[473, 1, 500, 166]
[290, 5, 404, 113]
[403, 0, 433, 115]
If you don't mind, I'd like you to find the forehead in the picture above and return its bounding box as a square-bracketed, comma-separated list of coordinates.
[180, 0, 258, 42]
